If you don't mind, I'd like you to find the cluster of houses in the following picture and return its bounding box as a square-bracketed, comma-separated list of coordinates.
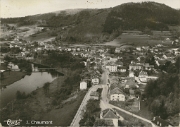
[108, 77, 140, 103]
[80, 70, 101, 90]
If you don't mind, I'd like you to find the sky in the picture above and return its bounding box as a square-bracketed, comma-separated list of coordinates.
[1, 0, 180, 18]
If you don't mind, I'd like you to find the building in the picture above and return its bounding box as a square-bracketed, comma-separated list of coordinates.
[80, 81, 87, 90]
[100, 109, 120, 127]
[110, 87, 125, 101]
[118, 66, 126, 72]
[92, 77, 100, 85]
[8, 62, 20, 71]
[152, 116, 173, 127]
[129, 63, 143, 70]
[115, 48, 121, 53]
[144, 63, 154, 70]
[139, 71, 148, 83]
[129, 71, 135, 77]
[106, 64, 118, 72]
[136, 47, 142, 51]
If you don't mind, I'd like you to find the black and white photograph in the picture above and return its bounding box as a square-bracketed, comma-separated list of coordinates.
[0, 0, 180, 126]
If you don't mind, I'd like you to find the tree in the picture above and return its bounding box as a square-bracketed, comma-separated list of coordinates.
[43, 82, 50, 96]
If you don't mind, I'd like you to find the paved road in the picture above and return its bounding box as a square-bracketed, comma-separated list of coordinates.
[70, 85, 101, 127]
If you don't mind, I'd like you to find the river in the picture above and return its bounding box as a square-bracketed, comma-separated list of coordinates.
[0, 64, 63, 108]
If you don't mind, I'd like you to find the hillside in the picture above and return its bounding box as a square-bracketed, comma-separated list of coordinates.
[103, 2, 180, 33]
[1, 2, 180, 43]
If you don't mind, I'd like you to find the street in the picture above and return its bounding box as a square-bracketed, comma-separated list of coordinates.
[70, 67, 157, 127]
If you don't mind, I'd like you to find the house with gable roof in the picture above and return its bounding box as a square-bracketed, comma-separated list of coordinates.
[110, 87, 125, 101]
[100, 109, 120, 127]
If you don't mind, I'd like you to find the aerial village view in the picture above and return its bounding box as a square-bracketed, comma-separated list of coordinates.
[0, 0, 180, 126]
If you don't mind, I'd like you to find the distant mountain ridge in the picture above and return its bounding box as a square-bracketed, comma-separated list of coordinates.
[1, 2, 180, 43]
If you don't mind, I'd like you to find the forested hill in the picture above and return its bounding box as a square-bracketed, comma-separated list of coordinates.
[103, 2, 180, 33]
[1, 2, 180, 43]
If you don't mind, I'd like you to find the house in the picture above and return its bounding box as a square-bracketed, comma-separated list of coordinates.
[116, 61, 123, 67]
[129, 71, 135, 77]
[136, 47, 142, 51]
[100, 109, 120, 127]
[118, 66, 126, 72]
[80, 81, 87, 90]
[139, 71, 148, 83]
[110, 87, 125, 101]
[115, 48, 121, 53]
[76, 47, 81, 51]
[163, 54, 172, 59]
[106, 64, 118, 72]
[8, 63, 20, 71]
[156, 60, 167, 66]
[92, 77, 100, 85]
[144, 63, 154, 70]
[124, 78, 137, 89]
[152, 116, 173, 127]
[129, 63, 143, 70]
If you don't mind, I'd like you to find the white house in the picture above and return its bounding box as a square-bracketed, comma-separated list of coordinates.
[8, 62, 20, 71]
[129, 63, 143, 70]
[136, 47, 142, 51]
[115, 48, 121, 53]
[106, 65, 118, 72]
[92, 77, 99, 85]
[80, 81, 87, 90]
[129, 71, 135, 77]
[110, 87, 125, 101]
[139, 71, 148, 83]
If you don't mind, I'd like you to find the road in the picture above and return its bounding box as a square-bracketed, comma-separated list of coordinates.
[70, 85, 102, 126]
[99, 68, 157, 127]
[70, 67, 156, 127]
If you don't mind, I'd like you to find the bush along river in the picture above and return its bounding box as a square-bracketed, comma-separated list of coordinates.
[0, 63, 64, 108]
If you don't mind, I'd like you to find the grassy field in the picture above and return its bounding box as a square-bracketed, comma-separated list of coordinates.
[25, 31, 55, 42]
[0, 71, 26, 88]
[135, 100, 153, 120]
[102, 33, 169, 46]
[114, 108, 152, 127]
[42, 91, 86, 126]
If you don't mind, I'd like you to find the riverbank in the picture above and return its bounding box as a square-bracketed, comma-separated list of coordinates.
[0, 71, 26, 88]
[0, 68, 84, 126]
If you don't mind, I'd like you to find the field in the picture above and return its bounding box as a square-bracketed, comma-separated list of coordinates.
[42, 91, 86, 126]
[102, 32, 171, 46]
[114, 108, 152, 127]
[0, 71, 26, 88]
[25, 31, 55, 42]
[135, 100, 153, 120]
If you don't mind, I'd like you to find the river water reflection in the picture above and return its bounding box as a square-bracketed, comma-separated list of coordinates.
[0, 64, 63, 108]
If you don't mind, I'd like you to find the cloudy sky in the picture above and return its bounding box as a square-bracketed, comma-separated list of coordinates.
[1, 0, 180, 18]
